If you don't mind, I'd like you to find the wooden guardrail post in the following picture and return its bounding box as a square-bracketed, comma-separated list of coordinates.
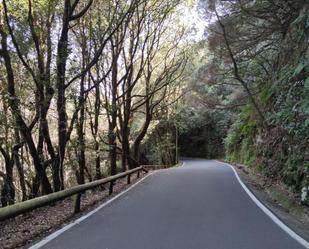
[109, 181, 114, 195]
[137, 170, 140, 178]
[127, 174, 131, 184]
[73, 193, 81, 213]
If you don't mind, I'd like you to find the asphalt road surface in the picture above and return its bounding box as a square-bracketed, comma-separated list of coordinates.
[33, 159, 308, 249]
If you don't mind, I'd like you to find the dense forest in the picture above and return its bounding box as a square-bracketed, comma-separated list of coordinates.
[177, 0, 309, 204]
[0, 0, 308, 208]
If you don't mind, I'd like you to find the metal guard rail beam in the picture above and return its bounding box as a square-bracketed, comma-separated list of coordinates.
[0, 166, 148, 221]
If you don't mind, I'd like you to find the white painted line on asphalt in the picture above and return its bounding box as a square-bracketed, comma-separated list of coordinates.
[215, 160, 309, 249]
[28, 172, 155, 249]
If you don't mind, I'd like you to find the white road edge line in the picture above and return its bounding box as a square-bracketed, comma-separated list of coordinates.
[215, 160, 309, 249]
[28, 172, 155, 249]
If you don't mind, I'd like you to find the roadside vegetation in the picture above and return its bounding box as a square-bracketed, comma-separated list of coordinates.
[177, 0, 309, 205]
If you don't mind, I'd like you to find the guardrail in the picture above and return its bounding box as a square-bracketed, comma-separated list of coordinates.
[142, 165, 168, 170]
[0, 166, 148, 221]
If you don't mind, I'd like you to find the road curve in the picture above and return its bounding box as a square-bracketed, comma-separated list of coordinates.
[32, 159, 308, 249]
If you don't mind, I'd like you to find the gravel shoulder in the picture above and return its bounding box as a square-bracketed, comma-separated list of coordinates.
[228, 161, 309, 241]
[0, 171, 148, 249]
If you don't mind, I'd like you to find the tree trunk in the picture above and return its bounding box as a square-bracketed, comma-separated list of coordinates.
[0, 149, 15, 207]
[94, 83, 101, 180]
[13, 130, 27, 201]
[77, 75, 86, 185]
[55, 1, 71, 191]
[132, 113, 152, 167]
[109, 50, 119, 176]
[0, 29, 52, 196]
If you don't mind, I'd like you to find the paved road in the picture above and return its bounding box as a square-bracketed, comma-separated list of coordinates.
[34, 159, 308, 249]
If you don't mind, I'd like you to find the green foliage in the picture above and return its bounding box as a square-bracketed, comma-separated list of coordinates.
[224, 105, 257, 166]
[283, 154, 305, 190]
[174, 105, 232, 159]
[142, 119, 177, 166]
